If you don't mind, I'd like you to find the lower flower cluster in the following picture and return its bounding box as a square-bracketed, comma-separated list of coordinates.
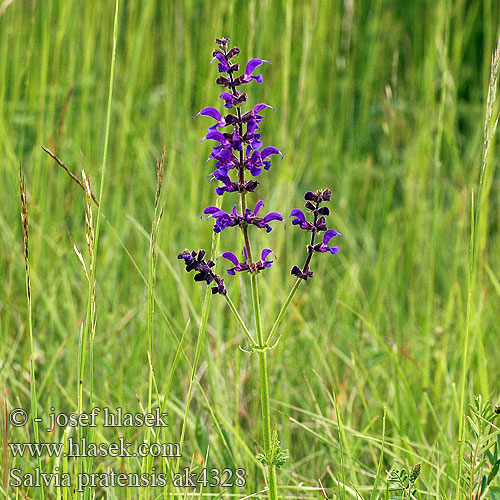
[177, 249, 226, 295]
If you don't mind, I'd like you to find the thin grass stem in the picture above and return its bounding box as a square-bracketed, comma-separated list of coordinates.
[19, 166, 45, 500]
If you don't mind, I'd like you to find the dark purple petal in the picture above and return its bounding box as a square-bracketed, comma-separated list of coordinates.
[212, 52, 226, 64]
[261, 248, 276, 261]
[222, 252, 239, 266]
[247, 121, 260, 134]
[262, 212, 283, 223]
[245, 58, 270, 75]
[290, 208, 306, 224]
[219, 92, 234, 108]
[253, 200, 264, 215]
[261, 146, 283, 159]
[253, 103, 274, 113]
[323, 229, 340, 246]
[203, 206, 225, 216]
[204, 130, 225, 143]
[196, 107, 222, 121]
[249, 164, 262, 176]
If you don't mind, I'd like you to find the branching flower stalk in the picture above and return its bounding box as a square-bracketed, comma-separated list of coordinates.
[178, 38, 343, 500]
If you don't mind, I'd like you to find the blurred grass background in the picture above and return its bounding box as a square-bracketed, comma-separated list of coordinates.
[1, 0, 500, 498]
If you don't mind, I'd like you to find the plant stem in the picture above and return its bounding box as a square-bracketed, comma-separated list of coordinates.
[266, 278, 301, 345]
[266, 203, 321, 346]
[224, 294, 256, 345]
[224, 43, 278, 499]
[251, 274, 278, 500]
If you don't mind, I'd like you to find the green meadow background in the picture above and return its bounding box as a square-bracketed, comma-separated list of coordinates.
[1, 0, 500, 498]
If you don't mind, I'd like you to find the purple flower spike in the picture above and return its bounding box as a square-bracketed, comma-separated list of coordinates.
[313, 229, 343, 254]
[182, 39, 288, 295]
[290, 188, 343, 280]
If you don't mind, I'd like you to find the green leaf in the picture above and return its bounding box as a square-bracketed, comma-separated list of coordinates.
[490, 486, 500, 500]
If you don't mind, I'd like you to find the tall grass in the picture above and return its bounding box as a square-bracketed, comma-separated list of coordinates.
[1, 1, 500, 498]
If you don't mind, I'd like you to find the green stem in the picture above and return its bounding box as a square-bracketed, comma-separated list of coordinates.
[224, 294, 256, 346]
[251, 274, 278, 500]
[266, 278, 302, 345]
[456, 191, 475, 500]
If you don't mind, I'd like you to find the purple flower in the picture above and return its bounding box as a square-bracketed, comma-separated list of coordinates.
[212, 51, 231, 73]
[195, 107, 227, 129]
[203, 130, 231, 149]
[181, 39, 286, 294]
[212, 44, 240, 73]
[203, 200, 283, 233]
[290, 209, 313, 230]
[215, 37, 230, 48]
[220, 91, 248, 108]
[213, 173, 258, 195]
[246, 147, 283, 176]
[208, 148, 238, 177]
[289, 189, 332, 232]
[291, 265, 314, 281]
[222, 247, 276, 275]
[178, 249, 226, 294]
[305, 189, 332, 203]
[240, 59, 271, 84]
[312, 229, 342, 254]
[219, 92, 235, 108]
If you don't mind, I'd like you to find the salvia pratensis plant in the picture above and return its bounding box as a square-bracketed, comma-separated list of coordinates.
[178, 37, 343, 499]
